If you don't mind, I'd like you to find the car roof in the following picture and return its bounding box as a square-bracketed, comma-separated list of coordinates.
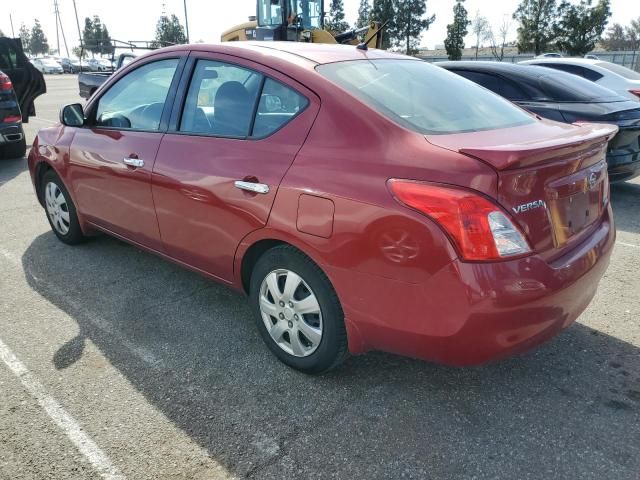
[161, 41, 413, 66]
[521, 57, 602, 66]
[437, 61, 567, 80]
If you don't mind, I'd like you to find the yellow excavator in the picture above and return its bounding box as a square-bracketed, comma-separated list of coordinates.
[221, 0, 384, 49]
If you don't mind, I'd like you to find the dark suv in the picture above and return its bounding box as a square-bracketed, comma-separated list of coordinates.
[0, 37, 46, 159]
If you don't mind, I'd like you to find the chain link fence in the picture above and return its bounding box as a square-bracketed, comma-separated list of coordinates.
[417, 51, 640, 72]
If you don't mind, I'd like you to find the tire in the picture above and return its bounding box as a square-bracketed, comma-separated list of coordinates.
[41, 170, 87, 245]
[250, 245, 349, 374]
[0, 138, 26, 160]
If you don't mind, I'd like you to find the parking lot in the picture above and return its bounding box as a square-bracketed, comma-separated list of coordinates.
[0, 74, 639, 479]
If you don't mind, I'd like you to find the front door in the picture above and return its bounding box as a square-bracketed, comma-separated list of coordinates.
[152, 54, 319, 281]
[68, 56, 183, 250]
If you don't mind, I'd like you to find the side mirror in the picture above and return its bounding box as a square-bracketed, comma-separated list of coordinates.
[60, 103, 85, 127]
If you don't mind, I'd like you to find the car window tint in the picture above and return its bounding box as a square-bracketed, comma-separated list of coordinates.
[95, 58, 178, 131]
[581, 67, 604, 81]
[318, 60, 534, 135]
[252, 78, 309, 137]
[180, 59, 262, 137]
[455, 70, 527, 101]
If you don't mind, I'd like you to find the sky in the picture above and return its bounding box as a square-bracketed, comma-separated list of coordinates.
[1, 0, 637, 56]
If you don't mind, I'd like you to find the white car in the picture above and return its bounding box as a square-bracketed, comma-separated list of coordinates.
[32, 58, 64, 74]
[520, 58, 640, 102]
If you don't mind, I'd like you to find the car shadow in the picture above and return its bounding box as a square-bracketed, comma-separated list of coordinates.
[21, 233, 640, 479]
[0, 154, 28, 190]
[611, 181, 640, 235]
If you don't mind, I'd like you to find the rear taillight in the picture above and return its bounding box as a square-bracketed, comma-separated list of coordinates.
[630, 89, 640, 99]
[2, 115, 21, 123]
[0, 73, 12, 91]
[388, 180, 531, 261]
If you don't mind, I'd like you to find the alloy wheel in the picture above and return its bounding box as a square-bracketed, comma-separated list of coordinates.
[45, 181, 70, 235]
[259, 269, 323, 357]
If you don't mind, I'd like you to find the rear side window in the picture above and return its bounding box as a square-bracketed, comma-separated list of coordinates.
[252, 78, 309, 137]
[537, 63, 604, 82]
[317, 60, 534, 135]
[454, 70, 528, 101]
[180, 60, 308, 138]
[538, 72, 623, 102]
[595, 61, 640, 80]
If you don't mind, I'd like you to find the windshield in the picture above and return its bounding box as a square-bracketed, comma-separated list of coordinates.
[258, 0, 283, 26]
[317, 60, 535, 135]
[258, 0, 322, 28]
[596, 62, 640, 80]
[538, 72, 624, 102]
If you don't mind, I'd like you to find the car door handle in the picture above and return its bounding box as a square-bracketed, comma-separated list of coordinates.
[234, 180, 270, 194]
[123, 157, 144, 168]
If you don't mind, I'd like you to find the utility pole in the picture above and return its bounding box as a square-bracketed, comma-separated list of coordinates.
[55, 0, 70, 57]
[184, 0, 190, 43]
[9, 13, 15, 37]
[54, 0, 60, 55]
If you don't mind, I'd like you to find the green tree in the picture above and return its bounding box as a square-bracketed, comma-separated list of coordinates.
[356, 0, 372, 28]
[72, 46, 87, 59]
[325, 0, 350, 32]
[370, 0, 395, 49]
[602, 23, 627, 50]
[555, 0, 611, 56]
[82, 16, 113, 56]
[18, 24, 31, 54]
[153, 14, 187, 46]
[513, 0, 559, 54]
[29, 19, 49, 56]
[394, 0, 435, 55]
[445, 0, 470, 60]
[470, 10, 491, 58]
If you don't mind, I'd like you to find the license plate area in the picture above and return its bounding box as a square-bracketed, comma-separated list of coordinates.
[545, 161, 608, 248]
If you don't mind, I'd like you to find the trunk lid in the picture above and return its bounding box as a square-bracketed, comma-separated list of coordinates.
[426, 120, 618, 256]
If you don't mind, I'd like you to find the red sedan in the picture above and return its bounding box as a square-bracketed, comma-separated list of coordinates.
[28, 42, 617, 373]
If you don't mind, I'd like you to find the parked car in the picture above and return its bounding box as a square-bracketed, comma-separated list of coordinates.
[60, 57, 84, 73]
[439, 61, 640, 182]
[29, 43, 617, 373]
[85, 58, 110, 72]
[32, 57, 63, 74]
[584, 54, 600, 60]
[78, 53, 136, 99]
[0, 70, 27, 159]
[536, 53, 563, 58]
[0, 37, 46, 124]
[520, 58, 640, 101]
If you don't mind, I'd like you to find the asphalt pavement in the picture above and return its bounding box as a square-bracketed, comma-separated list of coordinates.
[0, 74, 639, 480]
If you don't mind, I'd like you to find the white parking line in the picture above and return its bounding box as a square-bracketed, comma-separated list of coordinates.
[0, 337, 126, 480]
[617, 241, 640, 249]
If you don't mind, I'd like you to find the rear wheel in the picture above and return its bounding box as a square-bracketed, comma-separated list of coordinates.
[0, 138, 26, 160]
[250, 245, 349, 374]
[42, 170, 86, 245]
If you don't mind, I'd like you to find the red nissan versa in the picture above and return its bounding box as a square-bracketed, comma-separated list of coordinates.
[28, 43, 618, 373]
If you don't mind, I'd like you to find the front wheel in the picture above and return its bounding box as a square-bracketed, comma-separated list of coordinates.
[250, 245, 349, 374]
[42, 170, 87, 245]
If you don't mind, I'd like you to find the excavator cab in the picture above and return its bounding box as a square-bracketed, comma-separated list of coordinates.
[256, 0, 323, 41]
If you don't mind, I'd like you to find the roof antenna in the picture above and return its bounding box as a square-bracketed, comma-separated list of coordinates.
[356, 20, 389, 51]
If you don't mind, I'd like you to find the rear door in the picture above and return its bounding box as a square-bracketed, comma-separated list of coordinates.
[0, 38, 45, 120]
[151, 53, 320, 282]
[68, 53, 186, 250]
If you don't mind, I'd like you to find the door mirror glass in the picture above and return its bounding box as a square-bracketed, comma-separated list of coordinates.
[60, 103, 85, 127]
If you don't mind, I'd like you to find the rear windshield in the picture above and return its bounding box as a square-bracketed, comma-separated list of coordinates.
[596, 62, 640, 80]
[538, 72, 624, 102]
[316, 59, 534, 135]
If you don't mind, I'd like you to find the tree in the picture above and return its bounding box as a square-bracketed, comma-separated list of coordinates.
[445, 0, 470, 60]
[82, 16, 114, 56]
[470, 11, 491, 59]
[393, 0, 435, 55]
[153, 14, 187, 47]
[72, 46, 87, 59]
[602, 23, 628, 50]
[513, 0, 559, 54]
[356, 0, 372, 28]
[325, 0, 350, 32]
[555, 0, 611, 56]
[18, 24, 31, 54]
[489, 18, 511, 61]
[370, 0, 395, 49]
[29, 19, 49, 56]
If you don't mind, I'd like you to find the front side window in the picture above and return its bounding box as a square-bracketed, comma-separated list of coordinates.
[95, 58, 178, 130]
[318, 60, 534, 135]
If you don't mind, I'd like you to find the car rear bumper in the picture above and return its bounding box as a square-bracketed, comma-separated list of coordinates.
[0, 124, 24, 144]
[607, 126, 640, 182]
[334, 205, 615, 366]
